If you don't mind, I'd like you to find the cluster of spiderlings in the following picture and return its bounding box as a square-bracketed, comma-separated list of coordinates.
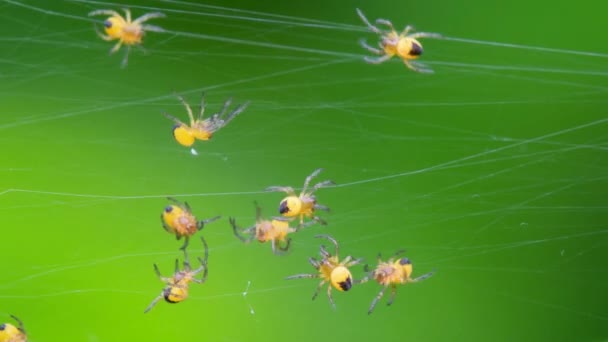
[0, 7, 440, 324]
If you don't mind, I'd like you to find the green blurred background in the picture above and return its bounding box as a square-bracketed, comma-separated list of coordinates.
[1, 0, 607, 341]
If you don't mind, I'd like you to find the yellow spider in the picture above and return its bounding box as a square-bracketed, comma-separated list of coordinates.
[360, 250, 434, 314]
[265, 168, 334, 227]
[0, 315, 26, 342]
[286, 235, 362, 309]
[88, 8, 165, 67]
[144, 236, 209, 313]
[356, 8, 442, 73]
[229, 202, 314, 255]
[161, 197, 221, 251]
[164, 92, 250, 148]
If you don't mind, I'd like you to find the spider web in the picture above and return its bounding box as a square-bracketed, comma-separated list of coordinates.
[0, 0, 607, 341]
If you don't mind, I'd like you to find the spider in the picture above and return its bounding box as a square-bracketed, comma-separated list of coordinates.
[161, 197, 221, 251]
[0, 315, 26, 342]
[265, 168, 334, 228]
[229, 202, 314, 255]
[89, 8, 165, 67]
[164, 92, 250, 148]
[359, 250, 434, 314]
[144, 236, 209, 313]
[286, 234, 362, 309]
[356, 8, 442, 73]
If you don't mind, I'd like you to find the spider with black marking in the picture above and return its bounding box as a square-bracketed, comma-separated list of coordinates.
[356, 8, 441, 73]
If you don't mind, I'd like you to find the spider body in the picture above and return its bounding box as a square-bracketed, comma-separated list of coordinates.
[89, 9, 165, 67]
[164, 93, 250, 148]
[161, 197, 220, 250]
[361, 250, 434, 314]
[144, 236, 209, 313]
[286, 235, 362, 308]
[266, 168, 334, 227]
[0, 315, 26, 342]
[356, 8, 441, 73]
[230, 202, 307, 255]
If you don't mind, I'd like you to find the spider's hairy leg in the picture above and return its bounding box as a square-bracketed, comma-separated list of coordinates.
[192, 257, 208, 283]
[110, 40, 123, 54]
[200, 235, 209, 265]
[302, 168, 323, 194]
[133, 11, 166, 24]
[359, 38, 383, 55]
[254, 201, 263, 221]
[375, 18, 396, 32]
[368, 285, 389, 314]
[199, 215, 221, 230]
[265, 186, 296, 196]
[10, 315, 24, 332]
[179, 236, 191, 251]
[153, 263, 171, 283]
[409, 32, 443, 39]
[412, 270, 435, 282]
[313, 203, 330, 212]
[391, 249, 406, 260]
[345, 257, 364, 267]
[93, 25, 114, 41]
[312, 280, 326, 300]
[355, 8, 382, 34]
[311, 216, 327, 226]
[88, 9, 121, 17]
[222, 101, 250, 126]
[316, 234, 339, 256]
[406, 60, 434, 74]
[163, 112, 187, 126]
[230, 217, 256, 243]
[120, 46, 131, 69]
[386, 285, 398, 306]
[401, 25, 415, 36]
[271, 238, 291, 255]
[326, 285, 336, 309]
[175, 93, 196, 125]
[166, 197, 190, 211]
[319, 244, 331, 259]
[217, 97, 233, 119]
[144, 294, 164, 313]
[198, 92, 207, 121]
[285, 273, 319, 280]
[308, 257, 320, 269]
[364, 55, 392, 64]
[142, 24, 165, 33]
[123, 8, 131, 22]
[310, 179, 335, 194]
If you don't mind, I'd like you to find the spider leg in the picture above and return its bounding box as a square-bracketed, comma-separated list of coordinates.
[230, 217, 256, 243]
[308, 257, 320, 269]
[198, 92, 206, 121]
[319, 244, 331, 259]
[312, 280, 326, 301]
[9, 315, 24, 333]
[120, 45, 130, 69]
[355, 8, 382, 34]
[285, 273, 319, 280]
[160, 214, 171, 232]
[192, 257, 208, 283]
[109, 40, 123, 54]
[412, 270, 435, 282]
[405, 60, 434, 74]
[198, 215, 221, 230]
[386, 285, 398, 306]
[123, 8, 131, 23]
[401, 25, 415, 36]
[326, 285, 336, 309]
[301, 168, 323, 194]
[316, 234, 339, 256]
[408, 32, 443, 39]
[375, 18, 396, 32]
[88, 9, 121, 17]
[200, 235, 209, 265]
[153, 264, 171, 283]
[345, 257, 364, 267]
[265, 186, 296, 196]
[311, 216, 327, 226]
[368, 285, 389, 314]
[313, 203, 330, 212]
[216, 97, 233, 120]
[93, 25, 114, 41]
[310, 179, 335, 194]
[359, 38, 383, 55]
[179, 236, 190, 251]
[163, 113, 186, 126]
[144, 294, 164, 313]
[222, 101, 250, 126]
[364, 55, 392, 64]
[166, 197, 190, 211]
[133, 11, 166, 24]
[175, 93, 196, 126]
[141, 24, 165, 33]
[272, 237, 291, 255]
[391, 249, 406, 259]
